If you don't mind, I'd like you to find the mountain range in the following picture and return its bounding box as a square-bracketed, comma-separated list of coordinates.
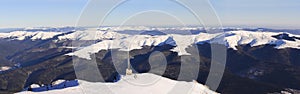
[0, 27, 300, 94]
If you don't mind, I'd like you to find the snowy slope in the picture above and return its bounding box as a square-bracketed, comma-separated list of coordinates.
[17, 73, 218, 94]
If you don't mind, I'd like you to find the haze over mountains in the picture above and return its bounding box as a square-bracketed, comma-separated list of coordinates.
[0, 27, 300, 94]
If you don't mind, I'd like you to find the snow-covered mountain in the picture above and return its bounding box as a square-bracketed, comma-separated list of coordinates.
[17, 73, 218, 94]
[62, 28, 300, 59]
[0, 31, 63, 40]
[1, 27, 300, 59]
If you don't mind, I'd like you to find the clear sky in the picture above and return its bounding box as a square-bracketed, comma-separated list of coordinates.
[0, 0, 299, 29]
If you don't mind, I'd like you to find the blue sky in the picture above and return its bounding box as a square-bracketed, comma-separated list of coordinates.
[0, 0, 299, 29]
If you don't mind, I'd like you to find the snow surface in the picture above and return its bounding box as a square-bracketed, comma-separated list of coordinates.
[17, 73, 218, 94]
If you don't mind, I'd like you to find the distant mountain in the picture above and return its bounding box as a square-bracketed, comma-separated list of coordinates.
[0, 27, 86, 33]
[222, 27, 300, 35]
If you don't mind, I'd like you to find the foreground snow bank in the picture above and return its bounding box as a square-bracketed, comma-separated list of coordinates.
[17, 73, 218, 94]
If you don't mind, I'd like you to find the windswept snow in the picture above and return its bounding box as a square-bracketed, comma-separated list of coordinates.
[17, 73, 218, 94]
